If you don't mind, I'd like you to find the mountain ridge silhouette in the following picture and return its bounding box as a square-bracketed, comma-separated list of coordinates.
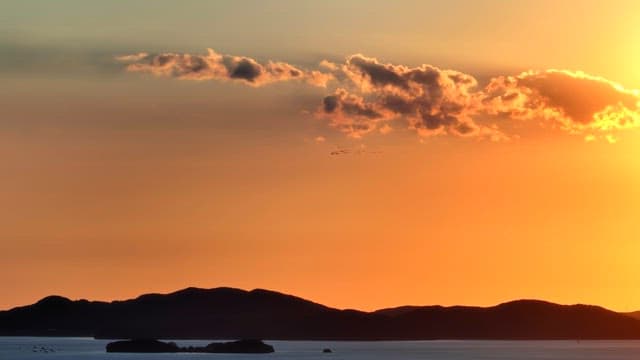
[2, 287, 640, 340]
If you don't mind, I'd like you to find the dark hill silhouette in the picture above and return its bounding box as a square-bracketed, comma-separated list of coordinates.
[374, 305, 423, 317]
[626, 311, 640, 321]
[1, 287, 640, 340]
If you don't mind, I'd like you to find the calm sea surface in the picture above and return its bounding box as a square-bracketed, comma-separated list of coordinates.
[1, 337, 640, 360]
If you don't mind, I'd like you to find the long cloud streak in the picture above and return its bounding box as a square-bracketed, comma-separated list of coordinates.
[116, 48, 332, 87]
[118, 49, 640, 141]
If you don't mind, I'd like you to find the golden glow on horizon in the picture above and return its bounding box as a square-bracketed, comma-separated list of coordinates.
[1, 122, 639, 312]
[2, 0, 640, 314]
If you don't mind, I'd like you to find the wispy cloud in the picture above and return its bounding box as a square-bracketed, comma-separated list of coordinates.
[118, 49, 640, 141]
[116, 48, 332, 87]
[114, 52, 149, 62]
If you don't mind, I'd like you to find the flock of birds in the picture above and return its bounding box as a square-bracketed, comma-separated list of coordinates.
[329, 145, 382, 156]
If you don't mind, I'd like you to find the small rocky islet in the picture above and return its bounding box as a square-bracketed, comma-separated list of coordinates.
[106, 338, 275, 353]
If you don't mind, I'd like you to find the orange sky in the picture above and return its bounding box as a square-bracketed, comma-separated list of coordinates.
[1, 1, 640, 312]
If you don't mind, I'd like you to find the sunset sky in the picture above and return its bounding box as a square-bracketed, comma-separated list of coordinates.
[2, 0, 640, 312]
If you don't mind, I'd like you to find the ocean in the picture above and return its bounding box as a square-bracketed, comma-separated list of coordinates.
[1, 337, 640, 360]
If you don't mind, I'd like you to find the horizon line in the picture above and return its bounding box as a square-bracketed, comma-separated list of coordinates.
[3, 285, 638, 314]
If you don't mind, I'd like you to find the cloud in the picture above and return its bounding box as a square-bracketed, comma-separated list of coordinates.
[482, 70, 640, 134]
[114, 52, 149, 62]
[320, 88, 391, 138]
[319, 60, 338, 71]
[118, 49, 640, 141]
[318, 57, 640, 140]
[117, 48, 333, 87]
[316, 54, 501, 139]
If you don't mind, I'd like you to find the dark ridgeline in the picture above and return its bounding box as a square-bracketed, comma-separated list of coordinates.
[1, 287, 640, 340]
[626, 311, 640, 321]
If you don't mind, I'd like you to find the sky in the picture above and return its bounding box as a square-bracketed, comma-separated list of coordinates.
[1, 0, 640, 312]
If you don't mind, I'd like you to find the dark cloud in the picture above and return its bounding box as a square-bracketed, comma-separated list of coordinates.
[318, 54, 489, 138]
[319, 89, 388, 138]
[346, 55, 410, 89]
[323, 95, 339, 113]
[228, 58, 262, 82]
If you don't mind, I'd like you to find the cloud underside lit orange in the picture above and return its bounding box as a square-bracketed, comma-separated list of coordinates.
[118, 49, 640, 142]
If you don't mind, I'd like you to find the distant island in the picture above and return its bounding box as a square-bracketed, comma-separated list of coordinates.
[2, 287, 640, 340]
[106, 339, 274, 353]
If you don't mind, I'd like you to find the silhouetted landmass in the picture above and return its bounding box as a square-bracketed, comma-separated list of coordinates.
[106, 339, 179, 353]
[2, 287, 640, 340]
[106, 339, 274, 353]
[202, 339, 274, 353]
